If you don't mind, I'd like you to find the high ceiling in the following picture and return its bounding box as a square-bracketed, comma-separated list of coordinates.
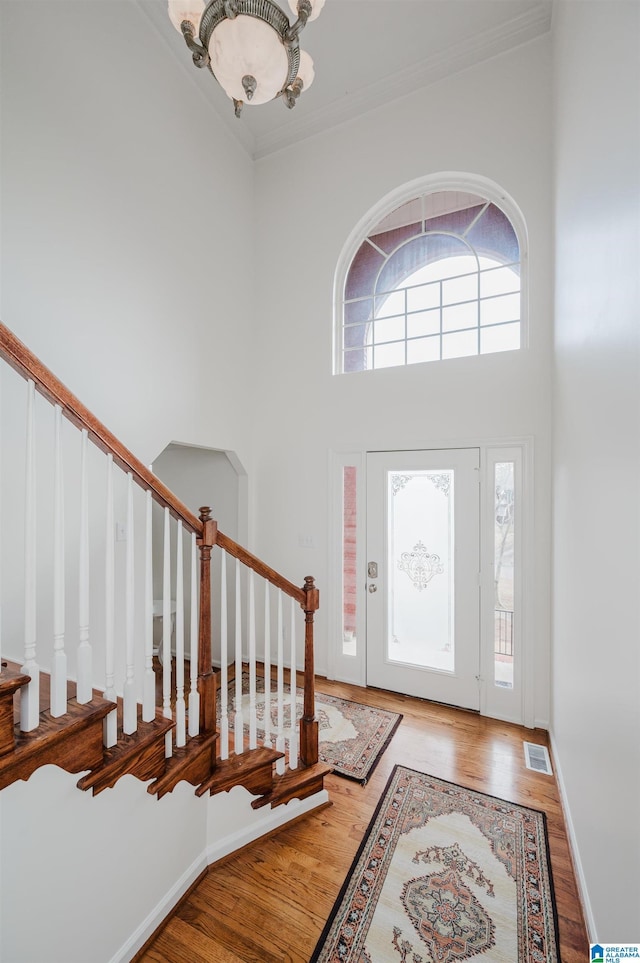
[138, 0, 552, 159]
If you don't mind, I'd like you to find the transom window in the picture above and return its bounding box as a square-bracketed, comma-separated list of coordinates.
[338, 187, 523, 373]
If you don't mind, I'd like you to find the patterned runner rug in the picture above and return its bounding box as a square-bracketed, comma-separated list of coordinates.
[219, 675, 402, 783]
[311, 765, 560, 963]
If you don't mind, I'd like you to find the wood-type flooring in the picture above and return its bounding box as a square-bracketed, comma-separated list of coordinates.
[136, 678, 589, 963]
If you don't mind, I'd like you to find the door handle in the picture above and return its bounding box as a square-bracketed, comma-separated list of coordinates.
[367, 561, 378, 579]
[368, 583, 378, 593]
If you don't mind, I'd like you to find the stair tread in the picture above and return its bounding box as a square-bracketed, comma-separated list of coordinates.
[0, 698, 116, 791]
[11, 698, 115, 755]
[0, 668, 33, 757]
[148, 731, 219, 799]
[102, 716, 175, 761]
[77, 715, 174, 792]
[0, 667, 32, 697]
[251, 761, 332, 810]
[196, 746, 284, 797]
[269, 760, 331, 792]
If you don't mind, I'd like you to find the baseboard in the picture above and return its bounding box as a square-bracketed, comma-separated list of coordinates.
[206, 789, 330, 865]
[88, 789, 329, 963]
[109, 851, 208, 963]
[548, 729, 597, 940]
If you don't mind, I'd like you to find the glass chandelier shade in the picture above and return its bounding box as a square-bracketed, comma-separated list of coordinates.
[209, 16, 289, 105]
[168, 0, 323, 116]
[168, 0, 205, 34]
[288, 0, 324, 21]
[296, 49, 315, 89]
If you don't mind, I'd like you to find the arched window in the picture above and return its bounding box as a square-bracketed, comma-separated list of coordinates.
[336, 178, 526, 373]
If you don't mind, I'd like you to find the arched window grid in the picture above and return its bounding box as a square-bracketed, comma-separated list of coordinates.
[335, 176, 527, 374]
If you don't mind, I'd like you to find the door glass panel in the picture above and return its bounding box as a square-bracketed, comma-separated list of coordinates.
[387, 470, 454, 672]
[342, 466, 357, 656]
[494, 462, 514, 688]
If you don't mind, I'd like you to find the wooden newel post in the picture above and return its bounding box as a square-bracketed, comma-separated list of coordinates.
[197, 507, 217, 735]
[300, 575, 320, 766]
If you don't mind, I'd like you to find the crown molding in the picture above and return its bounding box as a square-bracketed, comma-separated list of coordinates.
[134, 1, 551, 162]
[253, 3, 552, 159]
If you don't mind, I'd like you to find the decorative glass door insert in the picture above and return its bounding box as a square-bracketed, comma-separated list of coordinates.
[387, 470, 454, 672]
[367, 449, 480, 710]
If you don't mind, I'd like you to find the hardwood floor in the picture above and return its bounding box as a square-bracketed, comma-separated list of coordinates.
[137, 678, 589, 963]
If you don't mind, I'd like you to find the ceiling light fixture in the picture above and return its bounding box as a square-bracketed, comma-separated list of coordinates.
[168, 0, 324, 118]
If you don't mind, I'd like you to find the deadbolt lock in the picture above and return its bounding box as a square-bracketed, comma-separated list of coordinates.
[367, 561, 378, 579]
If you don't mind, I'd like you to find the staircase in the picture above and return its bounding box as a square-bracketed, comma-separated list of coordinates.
[0, 321, 328, 811]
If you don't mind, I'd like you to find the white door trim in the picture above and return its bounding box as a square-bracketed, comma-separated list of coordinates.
[328, 436, 535, 726]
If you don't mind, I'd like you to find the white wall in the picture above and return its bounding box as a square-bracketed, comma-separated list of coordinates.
[0, 768, 208, 963]
[4, 0, 637, 947]
[253, 38, 554, 725]
[0, 0, 255, 472]
[0, 2, 256, 958]
[0, 764, 327, 963]
[552, 0, 640, 939]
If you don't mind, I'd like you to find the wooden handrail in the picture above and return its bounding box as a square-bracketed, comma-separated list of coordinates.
[0, 323, 314, 604]
[0, 322, 202, 535]
[216, 532, 305, 606]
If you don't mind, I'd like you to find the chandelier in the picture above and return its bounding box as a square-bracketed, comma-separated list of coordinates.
[168, 0, 324, 117]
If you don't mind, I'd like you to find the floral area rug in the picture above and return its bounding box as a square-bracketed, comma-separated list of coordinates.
[311, 765, 560, 963]
[218, 675, 402, 783]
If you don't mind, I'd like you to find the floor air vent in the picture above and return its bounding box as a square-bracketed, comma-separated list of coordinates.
[523, 742, 553, 775]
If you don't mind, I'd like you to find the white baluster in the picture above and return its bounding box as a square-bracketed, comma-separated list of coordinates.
[76, 429, 92, 704]
[248, 570, 257, 750]
[123, 473, 136, 734]
[289, 596, 298, 770]
[142, 489, 155, 722]
[234, 558, 244, 755]
[162, 507, 173, 756]
[50, 405, 67, 717]
[218, 548, 229, 757]
[275, 590, 285, 775]
[21, 380, 39, 732]
[103, 454, 117, 746]
[175, 521, 186, 747]
[188, 532, 200, 738]
[262, 581, 272, 749]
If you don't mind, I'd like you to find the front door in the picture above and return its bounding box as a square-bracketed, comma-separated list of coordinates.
[366, 449, 480, 709]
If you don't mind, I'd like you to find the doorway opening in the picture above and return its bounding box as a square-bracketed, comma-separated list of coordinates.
[151, 442, 247, 667]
